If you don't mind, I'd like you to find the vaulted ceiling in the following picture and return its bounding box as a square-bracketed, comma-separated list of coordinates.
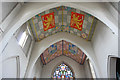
[28, 6, 97, 42]
[40, 40, 86, 65]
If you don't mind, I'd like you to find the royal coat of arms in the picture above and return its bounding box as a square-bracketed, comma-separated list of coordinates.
[41, 12, 55, 31]
[70, 12, 84, 31]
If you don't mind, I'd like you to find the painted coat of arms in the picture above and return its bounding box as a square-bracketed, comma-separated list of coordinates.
[70, 12, 84, 31]
[41, 12, 55, 31]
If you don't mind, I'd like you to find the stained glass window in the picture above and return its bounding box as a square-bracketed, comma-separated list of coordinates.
[52, 63, 73, 79]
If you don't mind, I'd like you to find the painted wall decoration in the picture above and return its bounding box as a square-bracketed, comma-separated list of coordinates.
[70, 12, 84, 31]
[40, 40, 86, 65]
[41, 12, 55, 31]
[28, 6, 97, 41]
[40, 41, 62, 65]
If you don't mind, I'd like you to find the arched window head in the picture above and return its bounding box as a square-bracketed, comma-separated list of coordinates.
[52, 63, 74, 79]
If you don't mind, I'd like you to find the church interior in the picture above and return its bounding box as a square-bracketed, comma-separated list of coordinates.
[0, 1, 120, 79]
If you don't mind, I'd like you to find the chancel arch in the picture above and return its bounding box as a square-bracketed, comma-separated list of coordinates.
[25, 32, 100, 78]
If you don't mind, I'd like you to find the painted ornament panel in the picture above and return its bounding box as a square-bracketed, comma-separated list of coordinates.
[40, 41, 62, 64]
[70, 12, 84, 31]
[29, 6, 97, 41]
[41, 12, 55, 31]
[40, 40, 86, 65]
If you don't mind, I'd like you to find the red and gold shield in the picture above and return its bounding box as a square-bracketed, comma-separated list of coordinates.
[41, 12, 55, 31]
[70, 12, 84, 31]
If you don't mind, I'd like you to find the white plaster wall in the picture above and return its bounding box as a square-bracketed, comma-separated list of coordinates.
[29, 63, 36, 78]
[35, 59, 43, 78]
[2, 2, 17, 21]
[2, 35, 35, 78]
[30, 58, 43, 78]
[2, 57, 18, 78]
[91, 20, 118, 78]
[41, 55, 86, 78]
[84, 60, 92, 78]
[1, 3, 22, 32]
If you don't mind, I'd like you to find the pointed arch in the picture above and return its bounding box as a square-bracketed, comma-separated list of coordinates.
[51, 61, 75, 79]
[25, 32, 100, 78]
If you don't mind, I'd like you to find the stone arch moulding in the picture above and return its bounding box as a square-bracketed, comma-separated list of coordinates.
[1, 2, 118, 54]
[51, 61, 75, 78]
[25, 32, 101, 78]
